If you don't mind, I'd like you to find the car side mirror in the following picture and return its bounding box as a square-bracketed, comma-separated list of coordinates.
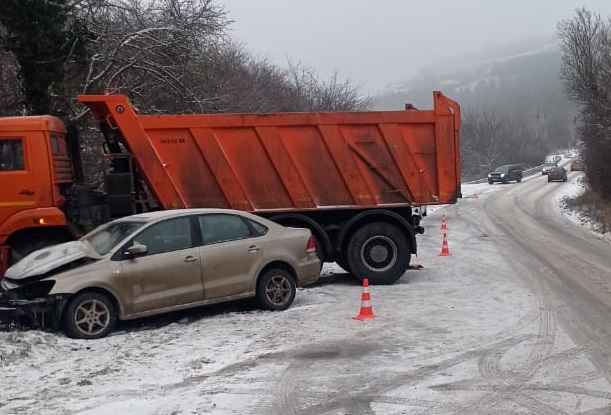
[125, 243, 148, 258]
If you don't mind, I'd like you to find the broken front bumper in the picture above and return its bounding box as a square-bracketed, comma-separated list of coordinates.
[0, 294, 65, 330]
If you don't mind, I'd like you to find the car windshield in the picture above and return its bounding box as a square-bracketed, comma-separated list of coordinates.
[494, 165, 510, 173]
[82, 220, 146, 255]
[544, 162, 556, 167]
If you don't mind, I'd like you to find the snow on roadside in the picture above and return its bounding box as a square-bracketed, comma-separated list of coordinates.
[0, 167, 608, 415]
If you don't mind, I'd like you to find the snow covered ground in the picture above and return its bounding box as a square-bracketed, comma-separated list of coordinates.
[0, 163, 606, 415]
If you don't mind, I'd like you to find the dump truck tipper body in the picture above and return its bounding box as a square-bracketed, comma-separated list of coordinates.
[80, 92, 461, 211]
[0, 91, 461, 284]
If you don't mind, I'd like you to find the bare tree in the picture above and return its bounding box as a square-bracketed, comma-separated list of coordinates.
[460, 107, 506, 179]
[65, 0, 230, 118]
[178, 46, 372, 114]
[3, 0, 371, 119]
[283, 60, 372, 111]
[558, 8, 611, 198]
[460, 107, 548, 180]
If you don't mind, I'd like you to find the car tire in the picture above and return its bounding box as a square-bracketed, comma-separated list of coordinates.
[547, 177, 551, 182]
[256, 268, 296, 311]
[62, 292, 117, 339]
[346, 222, 410, 285]
[488, 180, 493, 185]
[517, 177, 522, 183]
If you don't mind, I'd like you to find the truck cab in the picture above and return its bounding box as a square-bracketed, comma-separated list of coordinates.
[0, 116, 75, 275]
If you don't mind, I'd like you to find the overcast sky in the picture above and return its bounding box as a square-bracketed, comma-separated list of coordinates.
[221, 0, 611, 95]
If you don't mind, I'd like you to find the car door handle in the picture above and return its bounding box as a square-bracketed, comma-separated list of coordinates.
[19, 189, 34, 195]
[248, 245, 260, 253]
[183, 255, 198, 263]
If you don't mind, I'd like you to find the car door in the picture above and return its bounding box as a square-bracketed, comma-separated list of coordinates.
[119, 216, 204, 314]
[197, 213, 265, 300]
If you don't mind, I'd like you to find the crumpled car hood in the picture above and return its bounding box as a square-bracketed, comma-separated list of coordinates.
[4, 241, 102, 280]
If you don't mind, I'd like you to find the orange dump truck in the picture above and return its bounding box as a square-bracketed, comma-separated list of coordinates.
[0, 91, 461, 284]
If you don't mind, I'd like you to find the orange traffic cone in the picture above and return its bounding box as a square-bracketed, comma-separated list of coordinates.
[353, 279, 376, 320]
[439, 232, 451, 256]
[441, 214, 448, 230]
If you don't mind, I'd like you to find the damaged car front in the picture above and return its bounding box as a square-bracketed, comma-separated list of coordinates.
[0, 219, 144, 333]
[0, 241, 103, 330]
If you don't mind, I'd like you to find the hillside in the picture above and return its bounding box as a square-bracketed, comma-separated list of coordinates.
[373, 38, 578, 151]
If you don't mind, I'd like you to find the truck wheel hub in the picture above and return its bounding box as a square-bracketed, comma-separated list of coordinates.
[361, 236, 397, 272]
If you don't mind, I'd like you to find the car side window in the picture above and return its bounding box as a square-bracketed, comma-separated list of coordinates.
[199, 214, 252, 245]
[130, 217, 193, 256]
[248, 218, 269, 237]
[0, 139, 25, 171]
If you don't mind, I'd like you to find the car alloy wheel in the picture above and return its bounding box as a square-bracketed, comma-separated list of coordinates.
[257, 268, 296, 311]
[63, 292, 117, 339]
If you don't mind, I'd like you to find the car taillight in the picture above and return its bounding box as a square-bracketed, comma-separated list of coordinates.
[306, 236, 316, 254]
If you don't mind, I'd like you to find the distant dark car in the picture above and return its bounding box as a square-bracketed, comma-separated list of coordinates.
[548, 166, 568, 182]
[542, 162, 557, 175]
[570, 159, 584, 171]
[488, 164, 523, 184]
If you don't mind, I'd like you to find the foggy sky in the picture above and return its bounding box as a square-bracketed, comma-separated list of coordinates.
[221, 0, 610, 95]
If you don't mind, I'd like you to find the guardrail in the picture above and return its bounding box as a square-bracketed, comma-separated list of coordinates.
[464, 165, 544, 185]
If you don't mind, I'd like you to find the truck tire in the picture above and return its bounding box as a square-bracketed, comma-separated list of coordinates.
[346, 222, 410, 285]
[335, 251, 352, 274]
[256, 268, 296, 311]
[62, 291, 118, 339]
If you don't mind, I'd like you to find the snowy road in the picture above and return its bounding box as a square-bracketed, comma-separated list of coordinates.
[1, 172, 611, 414]
[481, 171, 611, 383]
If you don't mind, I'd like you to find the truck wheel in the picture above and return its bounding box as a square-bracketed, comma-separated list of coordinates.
[346, 222, 410, 285]
[63, 292, 117, 339]
[335, 252, 352, 274]
[256, 268, 296, 311]
[312, 235, 325, 272]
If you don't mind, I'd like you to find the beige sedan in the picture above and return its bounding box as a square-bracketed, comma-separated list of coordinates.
[0, 209, 320, 339]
